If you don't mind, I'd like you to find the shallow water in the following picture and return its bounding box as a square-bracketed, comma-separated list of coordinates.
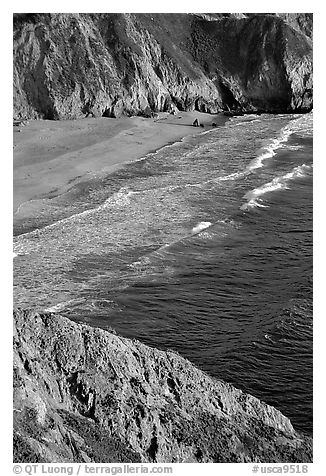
[14, 112, 313, 434]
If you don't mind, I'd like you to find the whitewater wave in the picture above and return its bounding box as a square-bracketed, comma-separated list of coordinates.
[14, 198, 46, 217]
[192, 221, 212, 234]
[217, 171, 245, 182]
[229, 116, 263, 128]
[129, 218, 240, 272]
[101, 187, 135, 207]
[241, 164, 312, 210]
[199, 128, 216, 136]
[248, 129, 291, 171]
[129, 221, 213, 271]
[43, 298, 87, 313]
[284, 144, 304, 151]
[286, 112, 313, 138]
[13, 240, 31, 256]
[15, 186, 137, 241]
[247, 113, 312, 172]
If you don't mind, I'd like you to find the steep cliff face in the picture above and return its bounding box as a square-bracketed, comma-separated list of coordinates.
[275, 13, 313, 39]
[13, 13, 313, 119]
[13, 309, 312, 463]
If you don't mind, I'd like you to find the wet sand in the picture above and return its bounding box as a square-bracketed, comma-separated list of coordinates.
[13, 112, 226, 219]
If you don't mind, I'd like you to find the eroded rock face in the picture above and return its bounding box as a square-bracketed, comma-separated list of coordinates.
[13, 309, 312, 463]
[13, 13, 312, 119]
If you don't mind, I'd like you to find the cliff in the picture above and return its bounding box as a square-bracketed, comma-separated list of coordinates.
[13, 13, 313, 120]
[13, 309, 312, 463]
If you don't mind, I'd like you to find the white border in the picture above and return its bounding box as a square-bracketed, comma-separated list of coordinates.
[3, 3, 323, 473]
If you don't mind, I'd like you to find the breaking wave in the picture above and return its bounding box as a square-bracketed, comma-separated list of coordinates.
[15, 186, 136, 241]
[43, 298, 87, 313]
[247, 122, 298, 171]
[241, 164, 312, 210]
[192, 221, 212, 234]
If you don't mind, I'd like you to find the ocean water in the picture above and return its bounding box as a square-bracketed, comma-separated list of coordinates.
[14, 112, 313, 434]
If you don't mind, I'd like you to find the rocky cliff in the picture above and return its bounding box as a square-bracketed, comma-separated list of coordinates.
[13, 309, 312, 463]
[13, 13, 313, 120]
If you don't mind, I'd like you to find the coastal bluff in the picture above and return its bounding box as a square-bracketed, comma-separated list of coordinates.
[13, 13, 312, 120]
[13, 309, 312, 463]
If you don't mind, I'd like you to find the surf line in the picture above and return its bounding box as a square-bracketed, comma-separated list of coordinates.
[14, 186, 138, 240]
[241, 163, 312, 210]
[247, 124, 295, 172]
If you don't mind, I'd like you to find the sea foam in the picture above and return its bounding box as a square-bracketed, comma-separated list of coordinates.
[248, 125, 294, 171]
[192, 221, 212, 234]
[15, 186, 137, 241]
[241, 164, 312, 210]
[43, 298, 87, 313]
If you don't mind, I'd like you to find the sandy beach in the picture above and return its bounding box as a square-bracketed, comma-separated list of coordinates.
[13, 112, 226, 221]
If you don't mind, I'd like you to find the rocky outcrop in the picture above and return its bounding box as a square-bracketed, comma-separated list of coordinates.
[275, 13, 313, 39]
[13, 13, 313, 119]
[13, 309, 312, 463]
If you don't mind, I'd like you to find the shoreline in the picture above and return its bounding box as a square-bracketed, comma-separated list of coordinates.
[13, 112, 227, 221]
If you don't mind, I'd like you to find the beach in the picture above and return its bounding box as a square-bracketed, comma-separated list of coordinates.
[13, 112, 225, 218]
[13, 111, 313, 434]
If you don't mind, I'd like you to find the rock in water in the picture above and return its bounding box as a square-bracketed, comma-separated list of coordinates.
[13, 309, 312, 463]
[13, 13, 312, 120]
